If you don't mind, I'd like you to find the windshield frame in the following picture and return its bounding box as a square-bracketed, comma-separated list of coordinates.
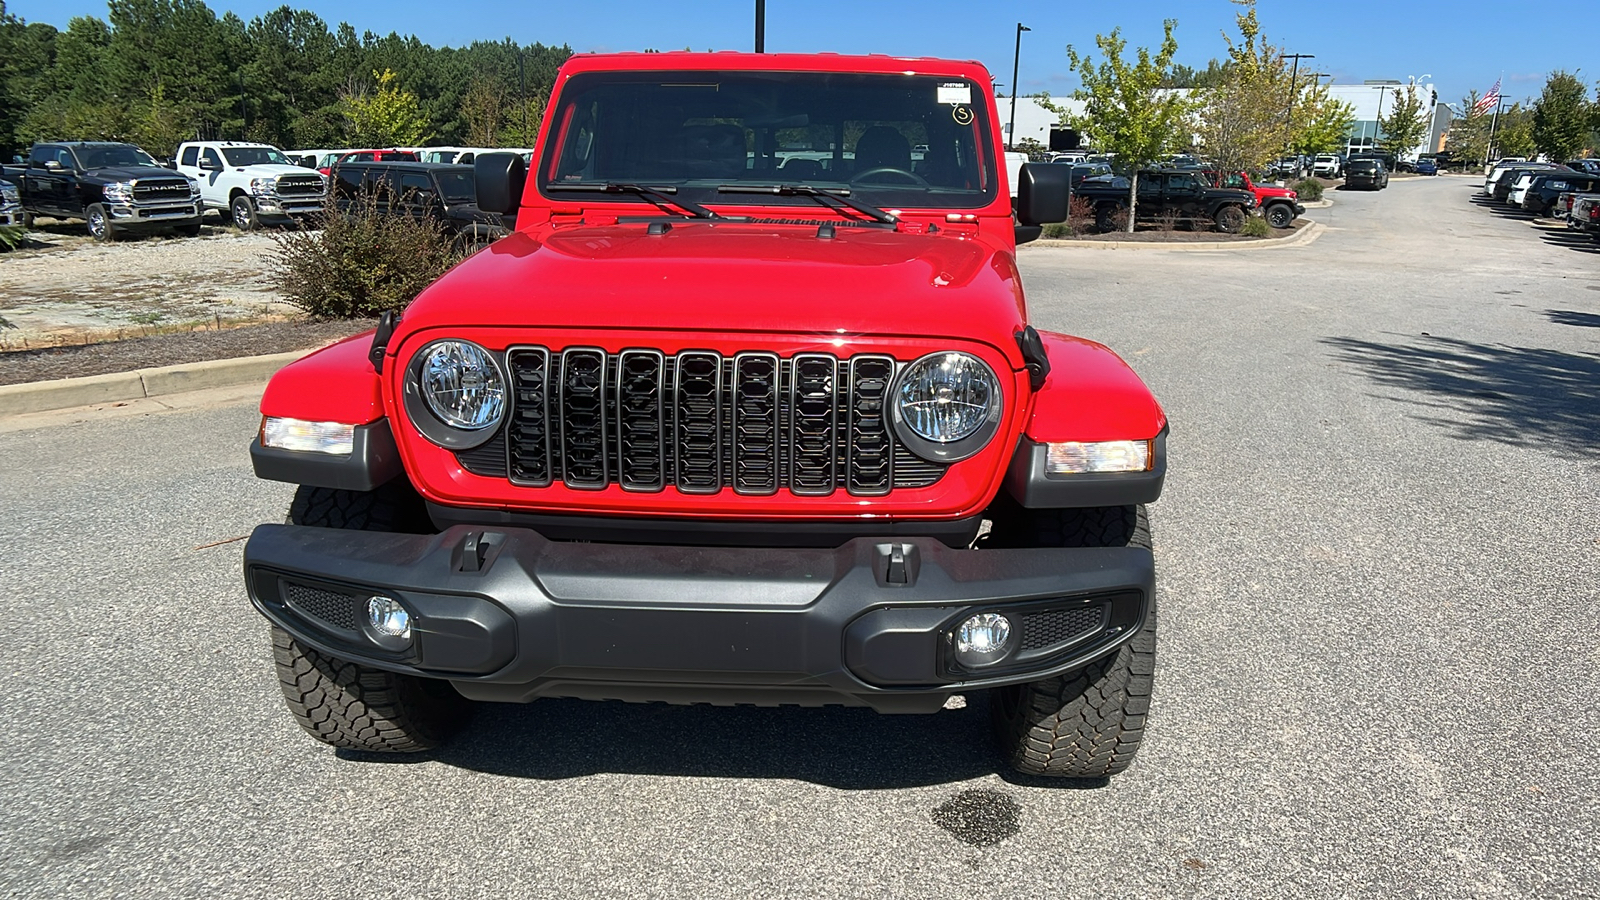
[535, 69, 1000, 213]
[221, 146, 293, 167]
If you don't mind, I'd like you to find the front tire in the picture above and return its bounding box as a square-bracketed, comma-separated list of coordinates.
[272, 482, 460, 752]
[86, 203, 116, 241]
[231, 194, 258, 231]
[272, 627, 466, 752]
[988, 505, 1156, 778]
[1264, 203, 1295, 229]
[1214, 205, 1247, 233]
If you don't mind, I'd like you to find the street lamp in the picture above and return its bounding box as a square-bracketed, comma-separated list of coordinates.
[1282, 53, 1314, 174]
[1008, 23, 1030, 151]
[755, 0, 765, 53]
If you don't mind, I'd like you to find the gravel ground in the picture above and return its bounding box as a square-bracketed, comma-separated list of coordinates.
[1, 176, 1598, 899]
[0, 228, 289, 348]
[0, 318, 375, 385]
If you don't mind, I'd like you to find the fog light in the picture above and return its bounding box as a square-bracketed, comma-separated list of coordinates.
[364, 595, 412, 648]
[954, 613, 1013, 668]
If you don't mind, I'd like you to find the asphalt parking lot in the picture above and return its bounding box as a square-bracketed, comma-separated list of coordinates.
[2, 175, 1597, 899]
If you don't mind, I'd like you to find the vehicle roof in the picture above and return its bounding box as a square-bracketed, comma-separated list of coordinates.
[561, 50, 992, 81]
[334, 160, 464, 173]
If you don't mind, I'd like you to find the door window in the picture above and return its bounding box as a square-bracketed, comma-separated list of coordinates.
[180, 146, 199, 167]
[400, 173, 434, 206]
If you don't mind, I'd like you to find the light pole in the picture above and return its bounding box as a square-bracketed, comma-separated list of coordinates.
[1283, 53, 1314, 172]
[1008, 23, 1030, 151]
[755, 0, 765, 53]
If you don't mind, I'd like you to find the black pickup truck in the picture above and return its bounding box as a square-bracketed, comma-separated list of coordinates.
[3, 142, 203, 240]
[1074, 168, 1257, 233]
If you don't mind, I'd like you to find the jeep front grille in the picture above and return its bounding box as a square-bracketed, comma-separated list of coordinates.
[131, 179, 191, 201]
[461, 347, 949, 496]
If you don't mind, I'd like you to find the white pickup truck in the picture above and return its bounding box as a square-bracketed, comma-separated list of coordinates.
[174, 141, 326, 230]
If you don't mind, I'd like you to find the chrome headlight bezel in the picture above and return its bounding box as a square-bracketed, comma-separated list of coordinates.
[889, 351, 1004, 463]
[402, 339, 507, 449]
[103, 180, 136, 203]
[0, 182, 18, 204]
[250, 176, 276, 195]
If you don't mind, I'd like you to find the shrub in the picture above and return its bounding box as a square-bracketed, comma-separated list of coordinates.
[0, 225, 24, 252]
[1294, 178, 1324, 202]
[1240, 215, 1271, 237]
[272, 192, 465, 318]
[1068, 195, 1095, 232]
[1042, 222, 1073, 239]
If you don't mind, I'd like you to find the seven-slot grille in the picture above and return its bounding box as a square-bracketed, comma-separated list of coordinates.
[131, 179, 191, 201]
[457, 347, 950, 496]
[276, 175, 324, 196]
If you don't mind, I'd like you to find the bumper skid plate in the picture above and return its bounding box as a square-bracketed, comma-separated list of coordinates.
[245, 523, 1153, 713]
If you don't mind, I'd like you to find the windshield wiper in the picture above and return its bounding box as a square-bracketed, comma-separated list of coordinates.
[545, 182, 721, 219]
[716, 184, 897, 225]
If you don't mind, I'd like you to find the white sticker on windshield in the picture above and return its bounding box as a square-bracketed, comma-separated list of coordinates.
[937, 83, 972, 105]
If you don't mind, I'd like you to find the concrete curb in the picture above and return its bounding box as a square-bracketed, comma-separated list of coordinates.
[0, 349, 305, 417]
[1023, 220, 1324, 252]
[1301, 198, 1334, 209]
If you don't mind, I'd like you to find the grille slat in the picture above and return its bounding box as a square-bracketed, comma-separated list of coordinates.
[132, 179, 190, 201]
[476, 347, 950, 496]
[276, 175, 324, 196]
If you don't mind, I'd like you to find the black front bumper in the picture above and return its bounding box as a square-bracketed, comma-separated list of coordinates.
[244, 524, 1153, 713]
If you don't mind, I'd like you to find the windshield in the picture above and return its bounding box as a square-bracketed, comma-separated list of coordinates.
[540, 70, 997, 210]
[223, 146, 292, 167]
[78, 144, 158, 169]
[435, 170, 476, 203]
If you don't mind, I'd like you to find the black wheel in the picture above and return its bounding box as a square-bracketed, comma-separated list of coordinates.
[86, 202, 116, 241]
[988, 505, 1156, 778]
[273, 481, 461, 752]
[271, 626, 467, 752]
[1264, 203, 1295, 229]
[1213, 205, 1247, 233]
[1094, 205, 1117, 233]
[231, 194, 258, 231]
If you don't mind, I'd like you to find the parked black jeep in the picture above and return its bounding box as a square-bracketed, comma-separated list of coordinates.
[1073, 168, 1257, 233]
[330, 160, 510, 250]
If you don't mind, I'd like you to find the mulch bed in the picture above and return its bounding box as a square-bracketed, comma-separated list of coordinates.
[0, 318, 376, 386]
[1039, 218, 1308, 243]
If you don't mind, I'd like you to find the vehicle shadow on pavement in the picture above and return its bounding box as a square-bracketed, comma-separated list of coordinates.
[339, 695, 1109, 789]
[1322, 334, 1600, 456]
[1545, 309, 1600, 328]
[1538, 230, 1600, 255]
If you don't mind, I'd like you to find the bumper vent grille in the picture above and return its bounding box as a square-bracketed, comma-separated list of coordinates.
[1019, 606, 1105, 652]
[281, 581, 358, 632]
[462, 347, 951, 496]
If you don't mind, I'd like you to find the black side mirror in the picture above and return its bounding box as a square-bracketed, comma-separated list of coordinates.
[474, 152, 526, 216]
[1016, 162, 1071, 227]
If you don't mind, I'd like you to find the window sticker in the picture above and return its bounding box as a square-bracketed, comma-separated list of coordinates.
[937, 83, 972, 105]
[952, 106, 974, 126]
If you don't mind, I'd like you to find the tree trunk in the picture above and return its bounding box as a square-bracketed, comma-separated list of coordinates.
[1126, 171, 1138, 233]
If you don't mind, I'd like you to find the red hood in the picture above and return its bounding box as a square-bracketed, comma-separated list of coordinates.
[395, 222, 1028, 365]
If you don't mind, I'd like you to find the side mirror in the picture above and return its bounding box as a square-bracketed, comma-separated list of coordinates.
[1016, 162, 1071, 226]
[474, 152, 526, 216]
[199, 158, 222, 172]
[43, 160, 63, 172]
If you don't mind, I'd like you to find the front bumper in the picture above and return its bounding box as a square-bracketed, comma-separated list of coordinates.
[254, 192, 325, 220]
[244, 523, 1153, 713]
[108, 201, 202, 229]
[0, 204, 22, 227]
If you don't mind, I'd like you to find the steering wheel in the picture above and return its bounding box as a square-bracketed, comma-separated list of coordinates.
[849, 167, 930, 187]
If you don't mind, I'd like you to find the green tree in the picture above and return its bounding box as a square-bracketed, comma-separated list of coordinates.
[1532, 71, 1592, 161]
[1065, 20, 1193, 231]
[342, 68, 430, 146]
[1293, 84, 1356, 156]
[1378, 83, 1428, 158]
[1493, 104, 1536, 159]
[1445, 91, 1490, 164]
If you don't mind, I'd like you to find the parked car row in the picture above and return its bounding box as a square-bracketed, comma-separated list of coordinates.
[0, 138, 512, 243]
[1478, 157, 1600, 243]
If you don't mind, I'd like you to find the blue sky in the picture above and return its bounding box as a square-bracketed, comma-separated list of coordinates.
[11, 0, 1585, 106]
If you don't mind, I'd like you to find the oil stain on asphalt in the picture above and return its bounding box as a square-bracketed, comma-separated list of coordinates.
[931, 788, 1021, 847]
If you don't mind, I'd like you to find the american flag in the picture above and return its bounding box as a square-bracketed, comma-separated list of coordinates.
[1472, 79, 1501, 115]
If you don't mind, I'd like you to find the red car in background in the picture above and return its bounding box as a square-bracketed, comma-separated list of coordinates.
[316, 149, 418, 177]
[1203, 169, 1304, 229]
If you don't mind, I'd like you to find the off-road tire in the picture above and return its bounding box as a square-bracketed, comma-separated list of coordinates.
[1213, 205, 1247, 233]
[988, 505, 1156, 778]
[288, 481, 433, 533]
[86, 203, 117, 241]
[271, 626, 466, 752]
[1095, 204, 1117, 234]
[1264, 202, 1295, 229]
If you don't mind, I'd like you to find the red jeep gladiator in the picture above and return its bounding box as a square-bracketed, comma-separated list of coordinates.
[245, 52, 1168, 778]
[1204, 169, 1304, 229]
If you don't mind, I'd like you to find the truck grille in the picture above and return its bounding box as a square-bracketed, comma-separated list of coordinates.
[276, 175, 324, 196]
[132, 179, 191, 201]
[459, 347, 949, 496]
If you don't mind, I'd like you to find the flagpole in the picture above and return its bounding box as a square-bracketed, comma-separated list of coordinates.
[1484, 72, 1503, 165]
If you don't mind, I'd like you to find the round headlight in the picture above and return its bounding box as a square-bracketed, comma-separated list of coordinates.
[418, 340, 505, 430]
[891, 352, 1002, 462]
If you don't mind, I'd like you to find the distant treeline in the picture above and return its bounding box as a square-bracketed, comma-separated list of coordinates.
[0, 0, 572, 158]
